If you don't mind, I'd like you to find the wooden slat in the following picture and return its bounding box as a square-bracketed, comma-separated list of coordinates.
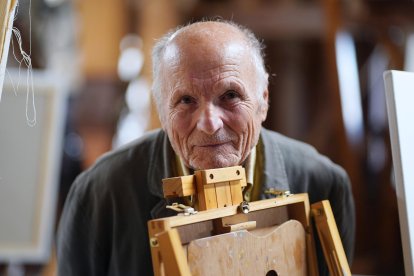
[203, 184, 217, 210]
[198, 166, 244, 184]
[229, 180, 244, 205]
[288, 201, 319, 276]
[162, 175, 196, 198]
[195, 170, 217, 210]
[312, 200, 351, 276]
[214, 181, 232, 208]
[148, 219, 170, 276]
[195, 170, 207, 210]
[151, 194, 309, 228]
[239, 168, 247, 187]
[214, 215, 256, 234]
[157, 229, 191, 276]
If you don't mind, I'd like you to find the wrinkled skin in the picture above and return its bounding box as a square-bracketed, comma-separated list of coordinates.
[159, 22, 268, 170]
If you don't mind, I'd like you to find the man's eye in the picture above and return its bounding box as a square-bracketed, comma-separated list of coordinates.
[179, 95, 196, 105]
[221, 90, 240, 101]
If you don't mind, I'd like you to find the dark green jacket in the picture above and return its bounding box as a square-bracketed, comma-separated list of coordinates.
[57, 128, 355, 275]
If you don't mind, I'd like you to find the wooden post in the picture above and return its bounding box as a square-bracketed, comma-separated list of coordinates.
[312, 200, 352, 276]
[157, 229, 191, 276]
[138, 0, 180, 130]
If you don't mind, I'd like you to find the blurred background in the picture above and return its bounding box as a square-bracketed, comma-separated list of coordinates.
[1, 0, 414, 275]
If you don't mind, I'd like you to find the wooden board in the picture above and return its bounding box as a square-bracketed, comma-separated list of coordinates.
[214, 181, 232, 208]
[148, 194, 319, 276]
[186, 220, 307, 276]
[163, 175, 196, 198]
[198, 166, 244, 184]
[150, 194, 308, 230]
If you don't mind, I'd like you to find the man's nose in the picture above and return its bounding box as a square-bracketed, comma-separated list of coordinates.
[196, 104, 223, 135]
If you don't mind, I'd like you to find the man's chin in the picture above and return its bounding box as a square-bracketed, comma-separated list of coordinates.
[189, 158, 239, 170]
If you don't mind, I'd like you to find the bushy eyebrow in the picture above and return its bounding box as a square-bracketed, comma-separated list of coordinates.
[213, 78, 246, 94]
[167, 70, 248, 104]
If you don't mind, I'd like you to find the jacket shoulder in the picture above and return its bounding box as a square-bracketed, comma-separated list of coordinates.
[261, 128, 349, 196]
[70, 129, 166, 198]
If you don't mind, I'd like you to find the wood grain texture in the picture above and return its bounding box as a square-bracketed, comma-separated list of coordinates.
[197, 166, 244, 184]
[229, 181, 244, 205]
[215, 182, 232, 208]
[187, 220, 307, 276]
[151, 194, 309, 229]
[312, 200, 351, 276]
[162, 175, 196, 198]
[148, 193, 318, 276]
[158, 229, 191, 276]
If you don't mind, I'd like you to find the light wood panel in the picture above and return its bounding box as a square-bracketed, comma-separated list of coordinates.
[187, 220, 307, 276]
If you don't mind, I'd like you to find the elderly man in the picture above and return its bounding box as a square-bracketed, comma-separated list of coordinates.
[57, 20, 355, 275]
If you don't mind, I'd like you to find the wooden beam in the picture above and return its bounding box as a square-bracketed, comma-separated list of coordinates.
[163, 175, 196, 198]
[138, 0, 180, 130]
[192, 2, 325, 40]
[76, 0, 127, 77]
[157, 229, 191, 276]
[312, 200, 352, 276]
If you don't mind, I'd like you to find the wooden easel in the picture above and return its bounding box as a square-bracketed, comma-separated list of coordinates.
[148, 166, 351, 276]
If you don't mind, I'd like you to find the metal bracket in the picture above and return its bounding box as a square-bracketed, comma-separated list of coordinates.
[264, 189, 292, 198]
[166, 203, 198, 216]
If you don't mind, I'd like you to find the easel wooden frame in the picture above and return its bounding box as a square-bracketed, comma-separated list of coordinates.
[148, 167, 351, 276]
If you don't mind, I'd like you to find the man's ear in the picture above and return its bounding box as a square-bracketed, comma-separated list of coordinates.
[260, 89, 269, 122]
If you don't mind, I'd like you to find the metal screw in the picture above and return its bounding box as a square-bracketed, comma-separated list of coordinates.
[239, 201, 250, 214]
[150, 238, 159, 247]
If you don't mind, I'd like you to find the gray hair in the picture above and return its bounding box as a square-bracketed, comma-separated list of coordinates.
[151, 20, 268, 117]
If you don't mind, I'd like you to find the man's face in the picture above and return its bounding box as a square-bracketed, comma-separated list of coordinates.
[159, 27, 268, 169]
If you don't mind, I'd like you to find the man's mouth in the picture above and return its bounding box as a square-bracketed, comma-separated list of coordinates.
[196, 142, 229, 148]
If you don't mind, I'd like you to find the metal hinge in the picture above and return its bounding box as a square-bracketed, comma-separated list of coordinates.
[264, 189, 292, 198]
[166, 203, 198, 215]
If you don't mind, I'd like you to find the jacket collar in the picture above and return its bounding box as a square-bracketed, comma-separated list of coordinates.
[148, 129, 179, 219]
[259, 128, 290, 197]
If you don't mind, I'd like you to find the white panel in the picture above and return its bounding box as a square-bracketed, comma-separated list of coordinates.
[384, 70, 414, 276]
[405, 33, 414, 72]
[0, 69, 67, 263]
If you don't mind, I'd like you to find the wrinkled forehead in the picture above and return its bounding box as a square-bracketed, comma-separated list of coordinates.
[161, 23, 253, 77]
